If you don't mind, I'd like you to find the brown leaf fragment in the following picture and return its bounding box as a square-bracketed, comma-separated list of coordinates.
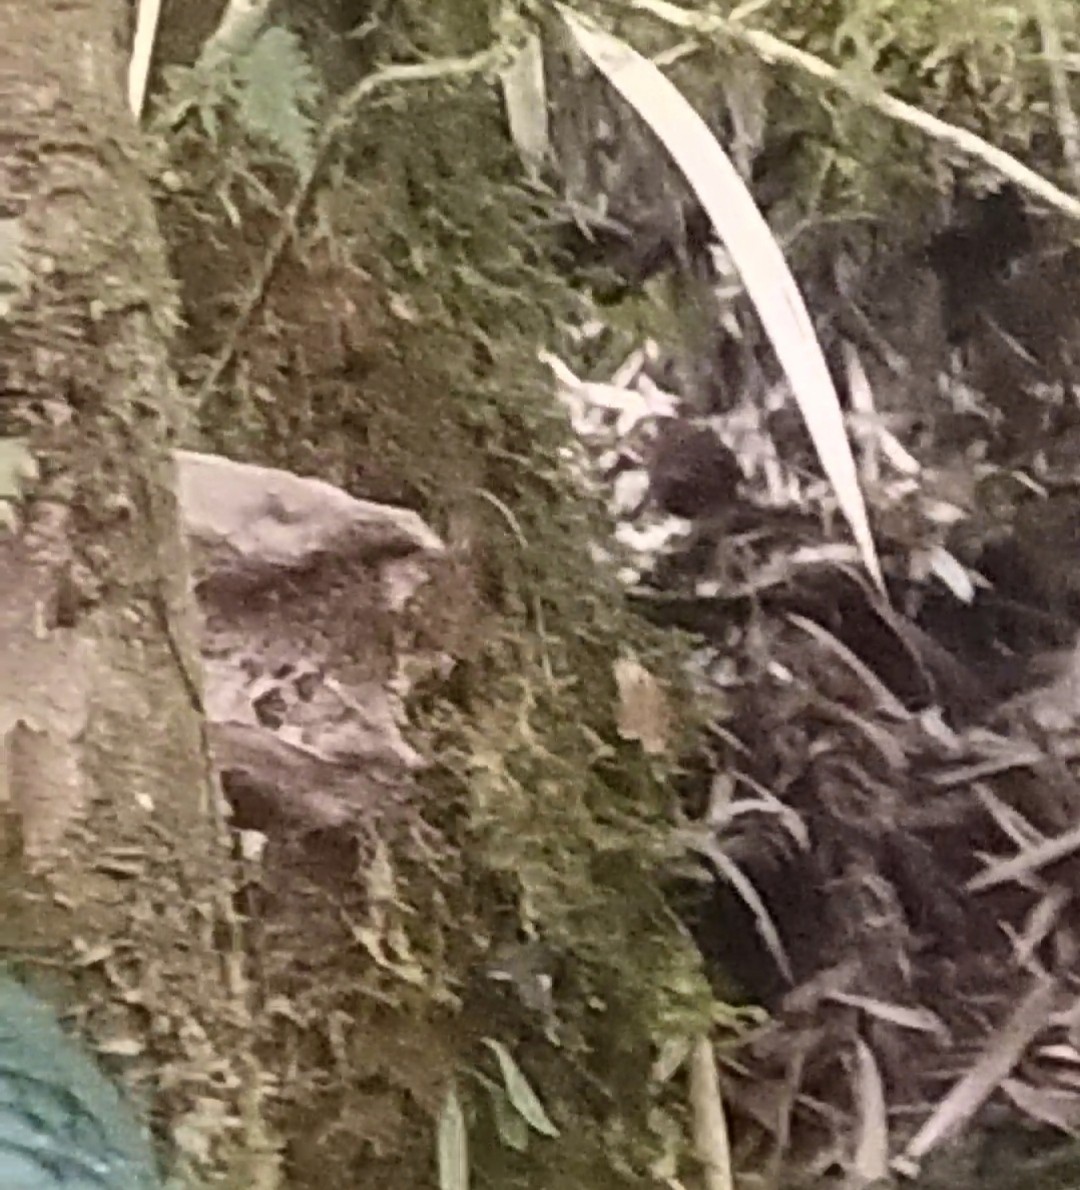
[614, 654, 672, 755]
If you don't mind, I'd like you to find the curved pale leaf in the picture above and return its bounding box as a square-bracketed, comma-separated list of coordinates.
[438, 1085, 469, 1190]
[482, 1039, 560, 1138]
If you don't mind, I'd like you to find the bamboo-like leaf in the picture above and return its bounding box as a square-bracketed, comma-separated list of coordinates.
[851, 1037, 889, 1184]
[128, 0, 163, 118]
[558, 7, 882, 590]
[438, 1085, 470, 1190]
[689, 1037, 734, 1190]
[489, 1085, 532, 1152]
[902, 978, 1057, 1164]
[482, 1039, 560, 1137]
[690, 836, 793, 984]
[500, 32, 550, 177]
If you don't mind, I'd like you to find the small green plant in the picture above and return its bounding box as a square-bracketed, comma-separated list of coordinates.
[156, 26, 321, 176]
[438, 1040, 561, 1188]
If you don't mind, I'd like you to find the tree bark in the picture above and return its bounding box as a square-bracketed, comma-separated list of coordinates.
[0, 2, 273, 1183]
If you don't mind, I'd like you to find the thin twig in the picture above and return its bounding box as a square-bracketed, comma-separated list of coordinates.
[623, 0, 1080, 220]
[968, 819, 1080, 892]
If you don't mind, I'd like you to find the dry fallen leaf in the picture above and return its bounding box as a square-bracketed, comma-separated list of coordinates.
[614, 655, 672, 755]
[690, 1037, 735, 1190]
[851, 1037, 890, 1185]
[901, 977, 1058, 1166]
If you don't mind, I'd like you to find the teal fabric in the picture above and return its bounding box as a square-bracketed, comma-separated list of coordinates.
[0, 976, 161, 1189]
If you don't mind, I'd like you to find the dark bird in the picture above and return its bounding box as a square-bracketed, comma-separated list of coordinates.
[645, 420, 741, 520]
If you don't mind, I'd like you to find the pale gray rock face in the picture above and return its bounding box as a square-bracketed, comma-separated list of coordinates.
[176, 451, 448, 841]
[177, 450, 443, 585]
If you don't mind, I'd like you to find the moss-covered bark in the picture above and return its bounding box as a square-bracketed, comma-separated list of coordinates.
[0, 2, 274, 1184]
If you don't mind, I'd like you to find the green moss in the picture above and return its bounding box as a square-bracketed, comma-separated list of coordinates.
[156, 13, 714, 1186]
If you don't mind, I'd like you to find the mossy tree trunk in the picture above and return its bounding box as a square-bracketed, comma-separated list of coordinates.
[0, 2, 273, 1184]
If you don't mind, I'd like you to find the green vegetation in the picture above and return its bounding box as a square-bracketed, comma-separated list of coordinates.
[147, 0, 1080, 1184]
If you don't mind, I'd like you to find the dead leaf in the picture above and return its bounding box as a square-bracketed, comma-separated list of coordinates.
[690, 1037, 734, 1190]
[902, 977, 1058, 1164]
[614, 655, 672, 755]
[851, 1037, 889, 1184]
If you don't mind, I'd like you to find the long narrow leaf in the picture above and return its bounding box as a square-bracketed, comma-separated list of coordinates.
[558, 8, 882, 590]
[483, 1039, 560, 1137]
[438, 1085, 470, 1190]
[689, 1037, 734, 1190]
[851, 1037, 889, 1184]
[501, 33, 550, 177]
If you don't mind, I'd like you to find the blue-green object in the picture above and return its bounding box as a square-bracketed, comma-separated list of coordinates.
[0, 975, 162, 1189]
